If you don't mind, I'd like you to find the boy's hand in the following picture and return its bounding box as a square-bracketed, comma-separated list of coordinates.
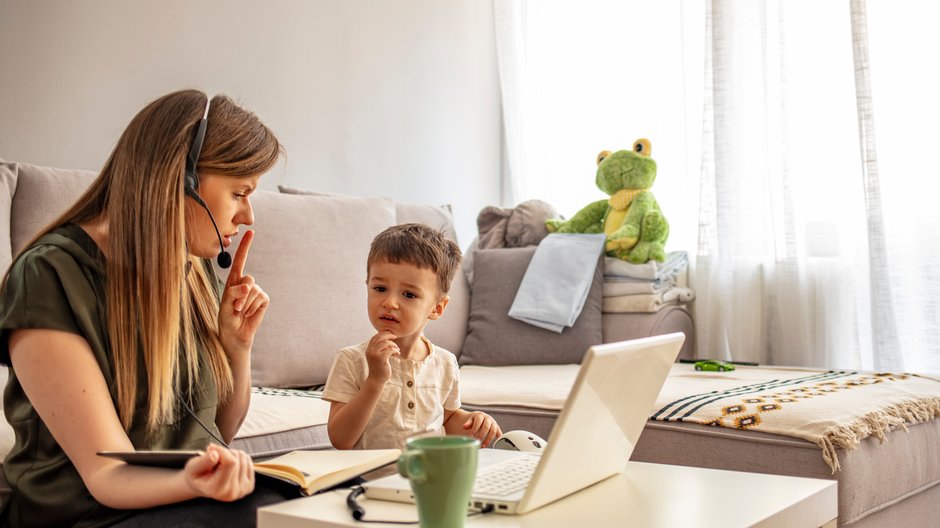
[463, 411, 502, 448]
[365, 330, 399, 384]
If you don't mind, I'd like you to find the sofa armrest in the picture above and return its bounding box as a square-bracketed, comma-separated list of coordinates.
[602, 306, 695, 360]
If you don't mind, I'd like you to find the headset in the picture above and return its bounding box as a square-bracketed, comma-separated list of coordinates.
[184, 97, 233, 269]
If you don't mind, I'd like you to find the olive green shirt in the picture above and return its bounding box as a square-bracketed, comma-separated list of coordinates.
[0, 224, 224, 527]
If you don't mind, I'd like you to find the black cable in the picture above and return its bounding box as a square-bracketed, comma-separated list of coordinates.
[181, 398, 230, 448]
[345, 486, 494, 524]
[345, 486, 415, 525]
[345, 487, 370, 522]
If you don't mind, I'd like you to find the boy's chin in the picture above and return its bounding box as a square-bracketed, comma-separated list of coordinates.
[373, 321, 401, 333]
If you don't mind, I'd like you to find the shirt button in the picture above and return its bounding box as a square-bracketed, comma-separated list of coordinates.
[407, 380, 414, 388]
[407, 401, 415, 409]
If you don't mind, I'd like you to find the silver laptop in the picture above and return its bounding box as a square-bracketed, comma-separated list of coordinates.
[363, 332, 684, 515]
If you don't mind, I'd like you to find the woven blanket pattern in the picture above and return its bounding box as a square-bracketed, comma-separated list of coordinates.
[652, 369, 940, 472]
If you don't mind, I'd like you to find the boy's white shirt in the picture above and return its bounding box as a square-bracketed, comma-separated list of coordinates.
[322, 335, 461, 450]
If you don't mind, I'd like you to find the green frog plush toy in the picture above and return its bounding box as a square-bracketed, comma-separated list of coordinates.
[545, 138, 669, 263]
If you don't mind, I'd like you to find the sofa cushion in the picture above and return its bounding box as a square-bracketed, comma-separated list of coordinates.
[218, 190, 396, 388]
[461, 364, 579, 408]
[0, 160, 97, 274]
[459, 247, 603, 366]
[233, 387, 332, 457]
[602, 307, 696, 360]
[278, 185, 470, 358]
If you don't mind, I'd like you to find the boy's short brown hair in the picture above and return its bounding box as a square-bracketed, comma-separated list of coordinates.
[367, 223, 462, 295]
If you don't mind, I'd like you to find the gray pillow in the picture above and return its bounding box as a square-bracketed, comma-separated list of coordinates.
[460, 247, 603, 366]
[278, 185, 458, 240]
[0, 160, 97, 275]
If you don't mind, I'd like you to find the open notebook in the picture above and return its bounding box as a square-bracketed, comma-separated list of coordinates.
[99, 448, 400, 496]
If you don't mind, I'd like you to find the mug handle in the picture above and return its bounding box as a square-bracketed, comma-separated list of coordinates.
[398, 450, 427, 484]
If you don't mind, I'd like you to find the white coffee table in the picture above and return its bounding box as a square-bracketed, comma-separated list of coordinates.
[258, 461, 837, 527]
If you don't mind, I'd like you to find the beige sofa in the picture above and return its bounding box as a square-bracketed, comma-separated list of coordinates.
[2, 159, 937, 527]
[0, 160, 693, 473]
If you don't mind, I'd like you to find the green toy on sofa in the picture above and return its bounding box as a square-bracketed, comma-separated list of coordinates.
[546, 138, 669, 264]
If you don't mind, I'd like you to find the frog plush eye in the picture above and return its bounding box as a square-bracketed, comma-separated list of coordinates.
[596, 150, 612, 166]
[633, 138, 652, 157]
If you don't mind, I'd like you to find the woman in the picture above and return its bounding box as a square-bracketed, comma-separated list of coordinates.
[0, 90, 285, 526]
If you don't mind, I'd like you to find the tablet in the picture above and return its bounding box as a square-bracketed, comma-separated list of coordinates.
[97, 450, 203, 468]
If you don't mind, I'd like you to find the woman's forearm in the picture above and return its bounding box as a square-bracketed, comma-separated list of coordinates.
[10, 330, 208, 508]
[216, 348, 252, 443]
[85, 463, 200, 509]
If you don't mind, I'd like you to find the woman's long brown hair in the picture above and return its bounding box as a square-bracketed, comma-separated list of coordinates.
[15, 90, 281, 432]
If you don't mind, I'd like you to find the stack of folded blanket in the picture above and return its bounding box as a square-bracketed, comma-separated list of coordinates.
[603, 251, 695, 313]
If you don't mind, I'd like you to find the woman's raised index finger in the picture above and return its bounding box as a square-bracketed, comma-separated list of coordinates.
[228, 230, 254, 282]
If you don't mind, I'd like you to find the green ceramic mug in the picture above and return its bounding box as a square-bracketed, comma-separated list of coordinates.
[398, 435, 480, 528]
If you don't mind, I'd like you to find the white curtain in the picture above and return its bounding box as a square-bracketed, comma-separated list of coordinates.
[492, 0, 703, 252]
[494, 0, 940, 373]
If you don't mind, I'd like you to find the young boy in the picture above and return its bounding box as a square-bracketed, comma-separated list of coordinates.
[323, 223, 502, 450]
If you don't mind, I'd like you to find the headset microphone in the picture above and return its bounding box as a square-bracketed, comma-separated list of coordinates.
[216, 244, 232, 269]
[184, 97, 232, 269]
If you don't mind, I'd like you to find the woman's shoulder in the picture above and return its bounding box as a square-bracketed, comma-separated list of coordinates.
[8, 244, 83, 289]
[0, 226, 106, 361]
[2, 224, 104, 310]
[9, 224, 104, 279]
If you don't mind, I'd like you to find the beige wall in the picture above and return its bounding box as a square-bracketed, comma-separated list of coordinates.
[0, 0, 501, 246]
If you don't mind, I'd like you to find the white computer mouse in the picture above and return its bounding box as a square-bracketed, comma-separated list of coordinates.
[492, 430, 548, 452]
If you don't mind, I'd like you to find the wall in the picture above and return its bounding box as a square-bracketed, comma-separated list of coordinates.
[0, 0, 501, 246]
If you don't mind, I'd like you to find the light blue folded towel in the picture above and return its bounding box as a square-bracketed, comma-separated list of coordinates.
[508, 234, 606, 333]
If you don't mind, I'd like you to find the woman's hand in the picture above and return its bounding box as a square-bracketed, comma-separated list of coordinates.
[219, 230, 270, 355]
[183, 444, 255, 502]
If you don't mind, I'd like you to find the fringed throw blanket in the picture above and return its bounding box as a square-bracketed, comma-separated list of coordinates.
[652, 366, 940, 473]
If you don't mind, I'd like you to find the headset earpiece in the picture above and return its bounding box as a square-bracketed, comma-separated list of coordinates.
[184, 168, 199, 193]
[185, 100, 208, 193]
[184, 96, 232, 269]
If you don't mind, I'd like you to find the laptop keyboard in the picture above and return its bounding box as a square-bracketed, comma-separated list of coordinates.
[473, 453, 541, 497]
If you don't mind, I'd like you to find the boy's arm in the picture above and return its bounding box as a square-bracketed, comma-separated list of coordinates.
[326, 379, 387, 450]
[444, 408, 502, 448]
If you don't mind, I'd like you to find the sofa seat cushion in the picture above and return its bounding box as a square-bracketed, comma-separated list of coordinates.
[460, 363, 940, 526]
[233, 387, 332, 457]
[460, 364, 579, 410]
